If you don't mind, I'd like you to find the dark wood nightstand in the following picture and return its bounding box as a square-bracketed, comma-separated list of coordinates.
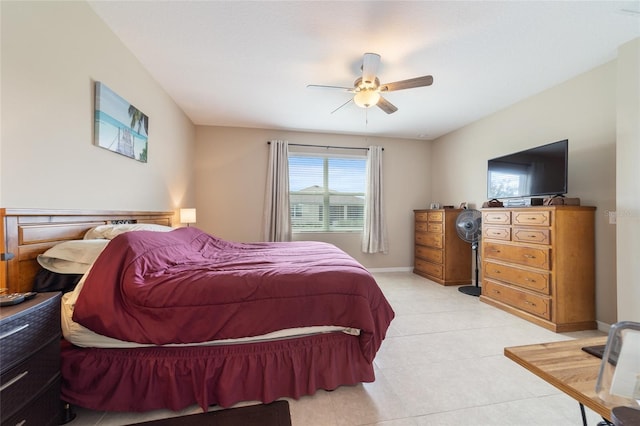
[1, 292, 62, 426]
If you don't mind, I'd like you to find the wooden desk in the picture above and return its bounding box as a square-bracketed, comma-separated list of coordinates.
[505, 336, 615, 421]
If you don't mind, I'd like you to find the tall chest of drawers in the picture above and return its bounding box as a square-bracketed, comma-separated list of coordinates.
[480, 206, 596, 332]
[1, 292, 62, 426]
[413, 209, 472, 285]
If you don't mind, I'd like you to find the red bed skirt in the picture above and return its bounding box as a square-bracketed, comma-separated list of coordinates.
[61, 331, 375, 412]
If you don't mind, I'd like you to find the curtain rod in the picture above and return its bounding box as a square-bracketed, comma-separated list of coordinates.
[267, 142, 382, 151]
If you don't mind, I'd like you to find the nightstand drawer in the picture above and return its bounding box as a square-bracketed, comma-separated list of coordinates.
[3, 375, 61, 426]
[0, 294, 61, 373]
[483, 261, 550, 294]
[484, 280, 551, 320]
[0, 337, 60, 422]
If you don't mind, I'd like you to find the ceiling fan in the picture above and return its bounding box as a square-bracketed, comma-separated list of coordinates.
[307, 52, 433, 114]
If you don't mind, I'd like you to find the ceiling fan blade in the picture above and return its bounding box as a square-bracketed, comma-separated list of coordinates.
[361, 53, 381, 86]
[377, 96, 398, 114]
[380, 75, 433, 92]
[307, 84, 354, 92]
[331, 98, 354, 114]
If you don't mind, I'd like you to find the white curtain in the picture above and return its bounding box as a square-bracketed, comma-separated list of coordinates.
[362, 145, 388, 253]
[263, 140, 291, 242]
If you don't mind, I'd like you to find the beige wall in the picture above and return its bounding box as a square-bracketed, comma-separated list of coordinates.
[195, 126, 431, 269]
[616, 38, 640, 323]
[1, 1, 196, 213]
[430, 61, 619, 326]
[3, 1, 635, 326]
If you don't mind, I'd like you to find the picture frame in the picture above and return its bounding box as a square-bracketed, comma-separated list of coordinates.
[94, 82, 148, 163]
[459, 202, 467, 209]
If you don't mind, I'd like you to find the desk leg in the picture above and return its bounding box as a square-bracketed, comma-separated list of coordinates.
[580, 403, 588, 426]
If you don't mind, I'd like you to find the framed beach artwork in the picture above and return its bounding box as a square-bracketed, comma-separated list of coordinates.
[94, 82, 148, 162]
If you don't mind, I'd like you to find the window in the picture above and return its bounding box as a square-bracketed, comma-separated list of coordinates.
[288, 152, 366, 232]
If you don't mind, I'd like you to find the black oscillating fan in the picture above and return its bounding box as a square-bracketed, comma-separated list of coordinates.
[455, 209, 482, 297]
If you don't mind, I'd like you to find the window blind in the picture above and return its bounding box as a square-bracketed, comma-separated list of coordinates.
[288, 152, 366, 232]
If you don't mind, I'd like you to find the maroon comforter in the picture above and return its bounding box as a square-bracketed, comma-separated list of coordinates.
[73, 227, 394, 362]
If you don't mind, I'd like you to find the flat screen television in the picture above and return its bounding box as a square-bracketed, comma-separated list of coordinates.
[487, 139, 568, 199]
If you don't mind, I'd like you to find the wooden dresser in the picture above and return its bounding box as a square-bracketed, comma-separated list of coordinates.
[413, 209, 472, 285]
[480, 206, 596, 332]
[0, 292, 62, 425]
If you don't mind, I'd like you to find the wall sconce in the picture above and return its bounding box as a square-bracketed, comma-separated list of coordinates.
[180, 208, 197, 227]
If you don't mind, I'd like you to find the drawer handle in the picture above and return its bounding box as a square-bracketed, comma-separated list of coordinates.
[492, 289, 501, 294]
[489, 249, 501, 253]
[524, 300, 537, 307]
[0, 323, 29, 340]
[523, 254, 536, 259]
[0, 370, 28, 392]
[525, 278, 536, 282]
[493, 270, 501, 274]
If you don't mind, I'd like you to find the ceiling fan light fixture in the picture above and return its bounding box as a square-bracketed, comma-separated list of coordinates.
[353, 89, 380, 108]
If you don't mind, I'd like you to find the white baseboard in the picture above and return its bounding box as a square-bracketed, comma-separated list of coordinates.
[597, 320, 611, 333]
[368, 267, 413, 273]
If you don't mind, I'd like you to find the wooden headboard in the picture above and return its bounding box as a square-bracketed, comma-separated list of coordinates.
[0, 208, 175, 293]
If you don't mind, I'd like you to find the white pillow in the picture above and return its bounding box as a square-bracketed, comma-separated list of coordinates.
[37, 239, 110, 274]
[84, 223, 173, 240]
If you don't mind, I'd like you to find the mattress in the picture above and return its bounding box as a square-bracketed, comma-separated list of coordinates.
[61, 291, 359, 348]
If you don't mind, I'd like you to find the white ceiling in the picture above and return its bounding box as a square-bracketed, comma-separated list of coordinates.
[88, 1, 640, 140]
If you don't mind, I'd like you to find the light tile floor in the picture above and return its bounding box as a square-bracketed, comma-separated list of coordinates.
[69, 272, 607, 425]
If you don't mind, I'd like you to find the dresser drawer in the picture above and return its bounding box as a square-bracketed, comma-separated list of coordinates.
[2, 374, 61, 426]
[483, 242, 550, 269]
[483, 211, 511, 225]
[415, 232, 443, 249]
[483, 261, 550, 294]
[512, 210, 551, 226]
[415, 258, 443, 279]
[416, 245, 443, 264]
[512, 227, 550, 245]
[483, 226, 511, 241]
[427, 211, 443, 222]
[0, 294, 61, 374]
[415, 222, 428, 232]
[483, 280, 551, 320]
[415, 211, 429, 222]
[1, 338, 60, 422]
[427, 223, 443, 233]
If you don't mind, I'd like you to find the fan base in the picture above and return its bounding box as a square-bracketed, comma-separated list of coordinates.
[458, 285, 481, 297]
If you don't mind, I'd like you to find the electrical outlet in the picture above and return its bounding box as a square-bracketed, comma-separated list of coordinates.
[609, 211, 617, 224]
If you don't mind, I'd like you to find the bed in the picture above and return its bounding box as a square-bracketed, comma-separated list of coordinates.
[0, 209, 394, 412]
